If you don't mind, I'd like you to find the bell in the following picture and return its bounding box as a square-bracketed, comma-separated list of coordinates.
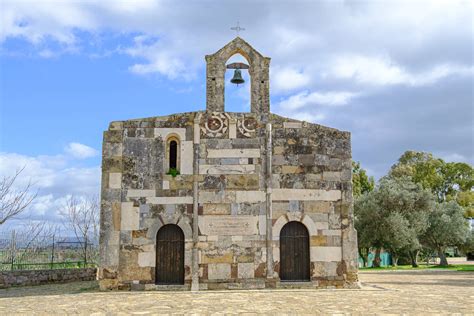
[230, 69, 245, 85]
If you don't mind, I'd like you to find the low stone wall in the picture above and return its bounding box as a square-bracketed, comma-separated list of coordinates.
[0, 268, 97, 288]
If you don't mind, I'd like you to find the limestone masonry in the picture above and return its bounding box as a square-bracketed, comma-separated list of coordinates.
[99, 37, 359, 290]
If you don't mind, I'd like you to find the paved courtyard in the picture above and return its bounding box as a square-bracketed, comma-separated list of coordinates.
[1, 270, 473, 314]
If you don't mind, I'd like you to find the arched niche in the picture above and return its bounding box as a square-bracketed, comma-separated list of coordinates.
[280, 221, 310, 281]
[155, 224, 185, 285]
[165, 134, 180, 174]
[224, 53, 251, 112]
[205, 37, 271, 114]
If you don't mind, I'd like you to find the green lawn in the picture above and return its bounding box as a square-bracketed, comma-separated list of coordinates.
[0, 261, 97, 271]
[360, 264, 474, 271]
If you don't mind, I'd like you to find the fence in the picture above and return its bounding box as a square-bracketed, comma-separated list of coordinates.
[0, 230, 98, 271]
[359, 251, 392, 267]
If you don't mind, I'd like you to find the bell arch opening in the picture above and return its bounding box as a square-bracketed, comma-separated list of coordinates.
[224, 53, 251, 112]
[205, 37, 270, 114]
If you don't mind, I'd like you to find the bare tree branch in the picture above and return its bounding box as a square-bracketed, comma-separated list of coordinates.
[14, 221, 60, 263]
[60, 195, 99, 263]
[0, 167, 37, 225]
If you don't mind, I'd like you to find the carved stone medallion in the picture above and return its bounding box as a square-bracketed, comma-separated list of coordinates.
[201, 112, 229, 138]
[238, 117, 257, 137]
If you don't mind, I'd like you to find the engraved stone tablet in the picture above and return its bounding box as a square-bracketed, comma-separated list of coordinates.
[199, 216, 259, 236]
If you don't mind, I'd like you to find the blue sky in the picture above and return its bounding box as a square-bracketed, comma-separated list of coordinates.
[0, 0, 473, 228]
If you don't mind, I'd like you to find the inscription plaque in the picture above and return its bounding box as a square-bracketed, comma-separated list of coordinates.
[199, 216, 259, 236]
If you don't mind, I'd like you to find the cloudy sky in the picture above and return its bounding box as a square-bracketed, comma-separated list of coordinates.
[0, 0, 472, 228]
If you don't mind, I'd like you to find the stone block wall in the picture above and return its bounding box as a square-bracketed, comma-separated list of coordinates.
[0, 268, 97, 288]
[269, 114, 358, 287]
[99, 113, 195, 290]
[99, 110, 358, 290]
[197, 111, 268, 289]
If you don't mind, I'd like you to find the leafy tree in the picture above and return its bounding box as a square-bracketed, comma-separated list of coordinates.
[354, 193, 383, 267]
[420, 201, 470, 266]
[389, 151, 473, 204]
[354, 177, 434, 267]
[456, 191, 474, 218]
[441, 162, 474, 195]
[459, 230, 474, 259]
[352, 161, 375, 198]
[389, 151, 444, 200]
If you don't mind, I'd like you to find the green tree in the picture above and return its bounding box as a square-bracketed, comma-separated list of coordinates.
[441, 162, 474, 195]
[457, 191, 474, 218]
[420, 201, 470, 266]
[389, 151, 444, 200]
[352, 161, 375, 267]
[354, 192, 383, 267]
[459, 231, 474, 258]
[352, 161, 375, 198]
[354, 177, 434, 267]
[390, 151, 473, 215]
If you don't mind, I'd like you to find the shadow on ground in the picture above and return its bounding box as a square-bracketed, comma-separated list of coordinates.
[361, 270, 473, 276]
[360, 270, 474, 288]
[2, 270, 473, 298]
[0, 281, 99, 298]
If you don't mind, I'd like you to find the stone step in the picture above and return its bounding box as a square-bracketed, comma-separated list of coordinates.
[143, 284, 191, 291]
[277, 281, 318, 289]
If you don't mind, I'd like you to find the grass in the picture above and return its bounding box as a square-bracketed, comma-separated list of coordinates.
[360, 264, 474, 272]
[0, 261, 97, 271]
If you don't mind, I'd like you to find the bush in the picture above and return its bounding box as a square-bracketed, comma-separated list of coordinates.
[167, 168, 180, 177]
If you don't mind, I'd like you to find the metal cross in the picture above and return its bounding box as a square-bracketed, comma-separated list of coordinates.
[230, 22, 245, 36]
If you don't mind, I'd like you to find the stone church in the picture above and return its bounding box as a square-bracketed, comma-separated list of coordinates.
[99, 37, 359, 290]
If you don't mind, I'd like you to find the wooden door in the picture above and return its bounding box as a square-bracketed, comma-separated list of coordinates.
[280, 221, 310, 281]
[155, 224, 185, 285]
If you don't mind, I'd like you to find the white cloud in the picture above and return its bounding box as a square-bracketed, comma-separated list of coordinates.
[123, 35, 198, 80]
[277, 90, 358, 111]
[0, 151, 100, 226]
[438, 153, 469, 163]
[1, 0, 472, 183]
[127, 50, 187, 79]
[330, 55, 474, 86]
[64, 142, 98, 159]
[1, 0, 472, 88]
[273, 90, 357, 124]
[272, 66, 311, 93]
[290, 112, 326, 123]
[0, 0, 160, 44]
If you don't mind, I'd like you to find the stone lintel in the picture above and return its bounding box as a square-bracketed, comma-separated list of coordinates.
[154, 128, 187, 141]
[272, 189, 342, 201]
[146, 196, 193, 204]
[207, 149, 261, 158]
[126, 190, 156, 198]
[109, 172, 122, 189]
[199, 164, 255, 175]
[310, 246, 342, 262]
[235, 191, 266, 203]
[138, 252, 155, 267]
[208, 263, 231, 280]
[120, 202, 139, 230]
[283, 122, 302, 129]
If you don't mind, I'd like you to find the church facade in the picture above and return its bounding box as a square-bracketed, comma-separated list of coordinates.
[99, 37, 359, 290]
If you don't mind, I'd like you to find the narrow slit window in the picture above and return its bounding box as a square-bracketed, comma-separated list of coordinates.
[169, 140, 178, 170]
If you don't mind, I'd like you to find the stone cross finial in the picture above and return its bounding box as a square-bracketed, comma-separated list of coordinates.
[230, 22, 245, 36]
